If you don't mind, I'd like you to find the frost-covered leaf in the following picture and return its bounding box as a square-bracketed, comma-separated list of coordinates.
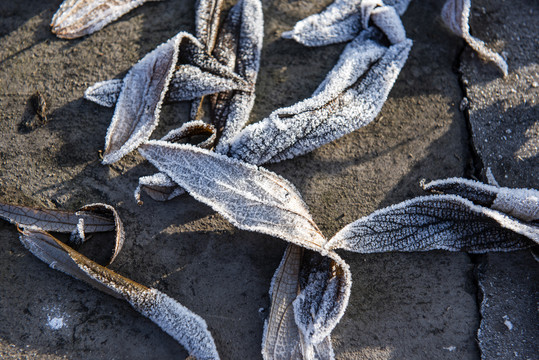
[262, 244, 303, 360]
[0, 202, 114, 233]
[0, 202, 125, 265]
[441, 0, 508, 75]
[212, 0, 263, 151]
[168, 64, 251, 102]
[195, 0, 224, 51]
[135, 172, 187, 204]
[281, 0, 410, 47]
[77, 203, 125, 265]
[326, 194, 538, 253]
[51, 0, 151, 39]
[190, 0, 224, 120]
[102, 32, 182, 164]
[85, 79, 124, 107]
[227, 33, 412, 164]
[422, 177, 539, 222]
[138, 142, 327, 251]
[263, 246, 348, 360]
[19, 229, 219, 359]
[86, 66, 250, 108]
[293, 252, 350, 347]
[134, 121, 216, 204]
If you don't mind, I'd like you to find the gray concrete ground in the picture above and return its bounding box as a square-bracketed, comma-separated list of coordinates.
[0, 0, 536, 359]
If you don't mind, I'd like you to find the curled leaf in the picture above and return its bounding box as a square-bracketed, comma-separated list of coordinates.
[135, 121, 216, 204]
[138, 142, 327, 251]
[0, 202, 124, 266]
[293, 252, 350, 347]
[102, 32, 182, 164]
[422, 177, 539, 222]
[441, 0, 508, 76]
[19, 229, 219, 359]
[227, 33, 412, 164]
[51, 0, 150, 39]
[85, 66, 250, 108]
[263, 246, 350, 360]
[281, 0, 410, 47]
[77, 203, 125, 265]
[212, 0, 264, 151]
[326, 194, 538, 253]
[0, 202, 114, 233]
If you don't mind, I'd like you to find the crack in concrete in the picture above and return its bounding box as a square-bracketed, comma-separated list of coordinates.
[454, 42, 484, 360]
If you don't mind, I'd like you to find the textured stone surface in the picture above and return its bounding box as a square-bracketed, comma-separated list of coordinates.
[0, 0, 533, 359]
[459, 1, 539, 359]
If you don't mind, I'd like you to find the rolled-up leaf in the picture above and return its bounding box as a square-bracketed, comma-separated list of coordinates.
[441, 0, 508, 76]
[422, 177, 539, 222]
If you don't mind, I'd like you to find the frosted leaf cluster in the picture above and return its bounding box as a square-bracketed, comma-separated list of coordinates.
[32, 0, 523, 359]
[51, 0, 151, 39]
[139, 142, 538, 359]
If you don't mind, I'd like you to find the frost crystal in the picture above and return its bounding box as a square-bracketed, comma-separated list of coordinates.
[51, 0, 151, 39]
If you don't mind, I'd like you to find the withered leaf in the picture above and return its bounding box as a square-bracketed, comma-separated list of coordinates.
[326, 194, 538, 253]
[441, 0, 508, 75]
[135, 121, 216, 204]
[227, 32, 412, 164]
[281, 0, 411, 47]
[102, 32, 182, 164]
[0, 202, 124, 266]
[51, 0, 152, 39]
[212, 0, 264, 151]
[19, 229, 220, 359]
[138, 142, 327, 251]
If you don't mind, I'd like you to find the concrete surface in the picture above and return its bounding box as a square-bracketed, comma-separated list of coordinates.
[459, 1, 538, 359]
[0, 0, 535, 359]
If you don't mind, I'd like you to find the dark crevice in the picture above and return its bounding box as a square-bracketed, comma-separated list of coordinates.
[453, 42, 484, 360]
[453, 44, 484, 182]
